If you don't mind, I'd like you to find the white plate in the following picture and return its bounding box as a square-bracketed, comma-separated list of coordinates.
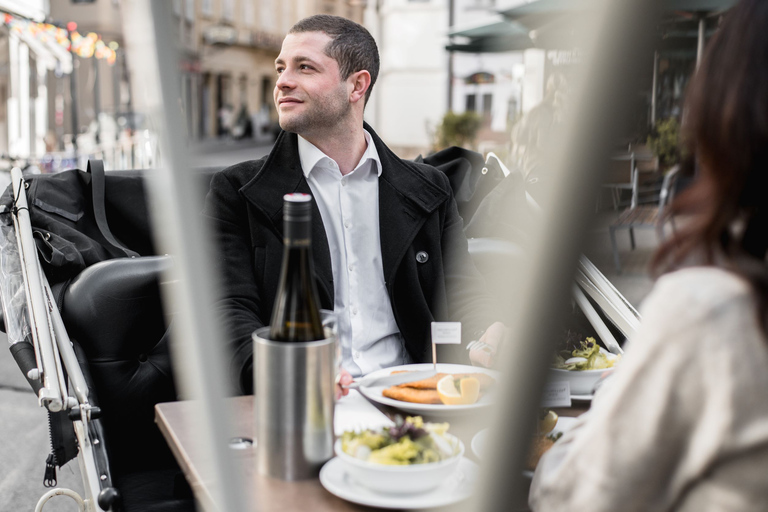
[571, 394, 593, 402]
[319, 456, 478, 509]
[357, 363, 499, 416]
[471, 416, 579, 459]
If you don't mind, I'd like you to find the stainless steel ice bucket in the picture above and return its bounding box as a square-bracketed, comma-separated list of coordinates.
[253, 314, 337, 480]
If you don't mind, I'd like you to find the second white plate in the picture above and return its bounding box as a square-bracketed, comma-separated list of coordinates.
[319, 456, 478, 509]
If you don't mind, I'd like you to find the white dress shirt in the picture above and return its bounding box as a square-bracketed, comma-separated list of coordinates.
[298, 131, 410, 377]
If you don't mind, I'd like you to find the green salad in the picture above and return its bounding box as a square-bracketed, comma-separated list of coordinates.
[341, 416, 457, 465]
[552, 336, 620, 371]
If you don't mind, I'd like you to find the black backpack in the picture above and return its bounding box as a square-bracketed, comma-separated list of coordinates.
[0, 160, 156, 285]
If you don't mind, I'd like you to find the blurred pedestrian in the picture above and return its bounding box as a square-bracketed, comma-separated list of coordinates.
[510, 73, 568, 180]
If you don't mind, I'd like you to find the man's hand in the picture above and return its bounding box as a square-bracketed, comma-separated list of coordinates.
[469, 321, 507, 368]
[335, 368, 353, 400]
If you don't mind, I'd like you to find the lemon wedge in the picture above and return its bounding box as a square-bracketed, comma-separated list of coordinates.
[436, 375, 480, 405]
[539, 409, 558, 435]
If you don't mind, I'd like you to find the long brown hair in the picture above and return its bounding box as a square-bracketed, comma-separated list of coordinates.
[653, 0, 768, 327]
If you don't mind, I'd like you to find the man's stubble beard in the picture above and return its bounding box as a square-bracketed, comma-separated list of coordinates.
[279, 84, 352, 137]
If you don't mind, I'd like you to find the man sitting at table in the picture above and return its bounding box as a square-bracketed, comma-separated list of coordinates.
[203, 14, 504, 395]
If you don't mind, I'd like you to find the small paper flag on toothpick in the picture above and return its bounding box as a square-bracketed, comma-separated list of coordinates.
[431, 322, 461, 371]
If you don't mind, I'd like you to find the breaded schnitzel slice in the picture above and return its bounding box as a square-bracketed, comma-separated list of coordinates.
[389, 372, 449, 389]
[382, 387, 442, 404]
[391, 372, 495, 390]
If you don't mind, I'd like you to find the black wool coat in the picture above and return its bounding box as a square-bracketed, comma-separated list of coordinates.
[203, 125, 497, 394]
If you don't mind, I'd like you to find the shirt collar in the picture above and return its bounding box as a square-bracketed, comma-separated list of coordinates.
[297, 130, 383, 178]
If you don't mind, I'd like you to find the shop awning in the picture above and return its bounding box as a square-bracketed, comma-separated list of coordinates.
[499, 0, 737, 30]
[0, 0, 47, 22]
[14, 29, 73, 74]
[447, 0, 737, 54]
[447, 20, 534, 53]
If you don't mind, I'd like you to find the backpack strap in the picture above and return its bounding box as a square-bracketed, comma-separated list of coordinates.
[88, 159, 139, 258]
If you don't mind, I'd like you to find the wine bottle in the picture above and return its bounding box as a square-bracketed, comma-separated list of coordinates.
[269, 193, 325, 342]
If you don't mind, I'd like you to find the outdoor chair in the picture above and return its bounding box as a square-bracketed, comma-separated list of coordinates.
[600, 147, 662, 212]
[601, 152, 638, 211]
[608, 165, 681, 273]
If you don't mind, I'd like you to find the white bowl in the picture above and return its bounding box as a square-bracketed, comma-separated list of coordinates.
[548, 368, 604, 395]
[334, 435, 464, 495]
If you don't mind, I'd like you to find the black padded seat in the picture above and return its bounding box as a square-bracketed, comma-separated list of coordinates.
[61, 255, 195, 511]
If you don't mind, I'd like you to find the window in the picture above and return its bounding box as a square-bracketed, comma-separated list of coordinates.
[260, 0, 275, 32]
[243, 0, 255, 27]
[202, 0, 213, 17]
[261, 76, 272, 107]
[482, 93, 493, 116]
[223, 0, 235, 22]
[239, 75, 248, 106]
[282, 1, 291, 32]
[185, 0, 195, 22]
[465, 94, 476, 112]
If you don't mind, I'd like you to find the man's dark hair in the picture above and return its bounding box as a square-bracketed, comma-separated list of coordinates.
[289, 14, 379, 104]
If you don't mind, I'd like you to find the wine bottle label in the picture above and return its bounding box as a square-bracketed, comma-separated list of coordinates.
[284, 321, 317, 330]
[284, 237, 310, 247]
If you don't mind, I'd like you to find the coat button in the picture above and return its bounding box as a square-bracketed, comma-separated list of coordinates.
[416, 251, 429, 263]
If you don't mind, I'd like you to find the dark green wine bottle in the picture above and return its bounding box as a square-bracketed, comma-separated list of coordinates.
[269, 193, 325, 341]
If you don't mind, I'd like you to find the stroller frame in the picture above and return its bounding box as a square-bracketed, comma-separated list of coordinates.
[1, 167, 114, 512]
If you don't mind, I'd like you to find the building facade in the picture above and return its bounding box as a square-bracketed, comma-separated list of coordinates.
[0, 0, 60, 160]
[448, 0, 526, 155]
[48, 0, 125, 158]
[5, 0, 364, 171]
[363, 0, 448, 157]
[363, 0, 526, 158]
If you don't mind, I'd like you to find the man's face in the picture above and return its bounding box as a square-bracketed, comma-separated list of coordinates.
[274, 32, 351, 136]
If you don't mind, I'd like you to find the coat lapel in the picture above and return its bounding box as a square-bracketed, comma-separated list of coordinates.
[236, 125, 450, 305]
[370, 127, 450, 284]
[238, 131, 334, 305]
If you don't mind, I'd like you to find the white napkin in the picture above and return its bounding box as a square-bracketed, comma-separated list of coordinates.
[334, 390, 394, 436]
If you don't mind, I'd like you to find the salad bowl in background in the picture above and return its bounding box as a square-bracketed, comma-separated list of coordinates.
[551, 336, 619, 397]
[548, 367, 606, 396]
[334, 435, 464, 495]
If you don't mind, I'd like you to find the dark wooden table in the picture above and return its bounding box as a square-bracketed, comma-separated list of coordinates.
[155, 396, 589, 511]
[156, 396, 379, 512]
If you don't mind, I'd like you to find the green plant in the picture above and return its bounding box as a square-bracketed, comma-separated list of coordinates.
[433, 111, 482, 151]
[647, 117, 681, 169]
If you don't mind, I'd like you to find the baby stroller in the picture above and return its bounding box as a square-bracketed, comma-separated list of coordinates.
[0, 162, 196, 511]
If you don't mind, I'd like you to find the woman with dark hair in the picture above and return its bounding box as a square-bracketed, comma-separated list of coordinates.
[529, 1, 768, 510]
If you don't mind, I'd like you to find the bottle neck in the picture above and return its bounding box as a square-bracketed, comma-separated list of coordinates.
[283, 219, 311, 248]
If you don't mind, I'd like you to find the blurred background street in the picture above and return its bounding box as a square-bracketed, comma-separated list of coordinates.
[191, 137, 272, 168]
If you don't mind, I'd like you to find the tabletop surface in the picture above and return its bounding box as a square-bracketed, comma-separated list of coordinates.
[155, 394, 588, 511]
[156, 396, 379, 512]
